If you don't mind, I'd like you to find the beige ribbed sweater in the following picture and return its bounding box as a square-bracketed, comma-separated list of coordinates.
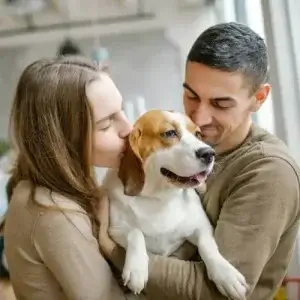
[4, 181, 144, 300]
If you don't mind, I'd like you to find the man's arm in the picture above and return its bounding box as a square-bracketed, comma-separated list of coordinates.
[109, 156, 300, 300]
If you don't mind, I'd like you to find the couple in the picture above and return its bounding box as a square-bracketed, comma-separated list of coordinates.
[4, 22, 300, 300]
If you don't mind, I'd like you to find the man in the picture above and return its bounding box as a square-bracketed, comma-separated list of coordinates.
[99, 22, 300, 300]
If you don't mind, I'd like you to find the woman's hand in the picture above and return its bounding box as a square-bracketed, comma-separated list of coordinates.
[97, 195, 116, 259]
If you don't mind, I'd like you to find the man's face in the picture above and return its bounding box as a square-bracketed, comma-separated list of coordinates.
[183, 62, 269, 150]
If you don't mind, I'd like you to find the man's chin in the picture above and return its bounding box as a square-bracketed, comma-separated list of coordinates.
[201, 136, 219, 147]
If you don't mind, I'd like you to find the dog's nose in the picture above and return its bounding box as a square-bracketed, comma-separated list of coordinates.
[195, 148, 215, 164]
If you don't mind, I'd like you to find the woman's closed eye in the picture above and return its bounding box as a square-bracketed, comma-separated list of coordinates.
[96, 109, 125, 131]
[97, 119, 112, 131]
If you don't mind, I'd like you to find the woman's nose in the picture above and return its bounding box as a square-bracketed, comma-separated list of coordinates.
[119, 117, 133, 138]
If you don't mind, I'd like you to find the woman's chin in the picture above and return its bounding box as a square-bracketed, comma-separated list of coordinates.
[93, 159, 121, 170]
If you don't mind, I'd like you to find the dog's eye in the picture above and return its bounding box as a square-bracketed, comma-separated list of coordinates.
[195, 131, 202, 139]
[161, 130, 177, 138]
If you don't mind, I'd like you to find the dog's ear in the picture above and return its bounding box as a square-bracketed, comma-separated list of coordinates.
[118, 131, 145, 196]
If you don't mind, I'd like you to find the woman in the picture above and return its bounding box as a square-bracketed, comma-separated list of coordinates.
[4, 56, 141, 300]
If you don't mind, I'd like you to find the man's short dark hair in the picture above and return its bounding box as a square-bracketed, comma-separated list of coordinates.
[187, 22, 268, 93]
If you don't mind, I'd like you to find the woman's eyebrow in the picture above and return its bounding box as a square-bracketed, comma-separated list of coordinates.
[95, 116, 110, 125]
[95, 106, 123, 125]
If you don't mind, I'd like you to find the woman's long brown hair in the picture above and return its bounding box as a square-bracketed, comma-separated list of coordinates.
[5, 56, 105, 236]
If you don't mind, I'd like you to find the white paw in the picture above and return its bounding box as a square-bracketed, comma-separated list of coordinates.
[207, 257, 248, 300]
[122, 252, 149, 294]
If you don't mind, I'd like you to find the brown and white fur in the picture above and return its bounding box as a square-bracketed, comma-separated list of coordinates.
[103, 110, 247, 300]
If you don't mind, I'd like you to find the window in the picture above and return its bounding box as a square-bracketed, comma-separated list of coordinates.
[234, 0, 275, 134]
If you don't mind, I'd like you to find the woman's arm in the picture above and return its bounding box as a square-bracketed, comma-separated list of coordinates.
[33, 209, 123, 300]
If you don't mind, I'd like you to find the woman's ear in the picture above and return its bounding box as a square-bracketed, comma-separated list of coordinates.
[118, 132, 145, 196]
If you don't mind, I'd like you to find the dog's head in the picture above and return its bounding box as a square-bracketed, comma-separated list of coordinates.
[118, 110, 215, 196]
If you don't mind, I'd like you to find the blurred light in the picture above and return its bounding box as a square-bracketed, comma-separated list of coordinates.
[1, 0, 46, 16]
[116, 0, 138, 9]
[91, 47, 109, 63]
[124, 101, 135, 123]
[91, 46, 110, 72]
[136, 96, 146, 116]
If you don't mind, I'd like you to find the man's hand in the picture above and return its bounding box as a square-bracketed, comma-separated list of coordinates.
[97, 195, 116, 258]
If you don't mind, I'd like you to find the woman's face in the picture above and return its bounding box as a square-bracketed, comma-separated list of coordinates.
[86, 73, 132, 168]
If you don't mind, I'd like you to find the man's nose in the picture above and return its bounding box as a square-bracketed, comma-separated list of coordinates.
[192, 105, 213, 126]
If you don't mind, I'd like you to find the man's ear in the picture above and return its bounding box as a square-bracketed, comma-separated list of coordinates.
[118, 131, 145, 196]
[251, 83, 271, 112]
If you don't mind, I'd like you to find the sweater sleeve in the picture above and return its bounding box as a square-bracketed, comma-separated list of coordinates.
[33, 209, 122, 300]
[110, 156, 300, 300]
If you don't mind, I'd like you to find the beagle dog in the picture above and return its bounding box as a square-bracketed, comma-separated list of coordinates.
[103, 110, 247, 300]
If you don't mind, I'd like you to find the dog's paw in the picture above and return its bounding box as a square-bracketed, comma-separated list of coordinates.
[122, 252, 149, 294]
[207, 257, 248, 300]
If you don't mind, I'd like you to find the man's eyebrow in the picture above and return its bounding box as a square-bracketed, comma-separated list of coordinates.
[183, 83, 198, 97]
[183, 83, 237, 103]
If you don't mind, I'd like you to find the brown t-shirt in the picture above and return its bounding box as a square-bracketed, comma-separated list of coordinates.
[110, 124, 300, 300]
[4, 181, 144, 300]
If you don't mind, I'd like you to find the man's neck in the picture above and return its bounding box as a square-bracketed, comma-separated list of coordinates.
[215, 118, 253, 155]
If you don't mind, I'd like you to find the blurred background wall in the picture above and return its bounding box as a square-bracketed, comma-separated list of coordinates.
[0, 29, 183, 136]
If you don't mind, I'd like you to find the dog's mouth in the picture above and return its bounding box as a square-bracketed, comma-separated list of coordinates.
[160, 167, 208, 186]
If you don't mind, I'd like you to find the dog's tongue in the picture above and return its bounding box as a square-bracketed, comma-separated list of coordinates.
[190, 172, 206, 181]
